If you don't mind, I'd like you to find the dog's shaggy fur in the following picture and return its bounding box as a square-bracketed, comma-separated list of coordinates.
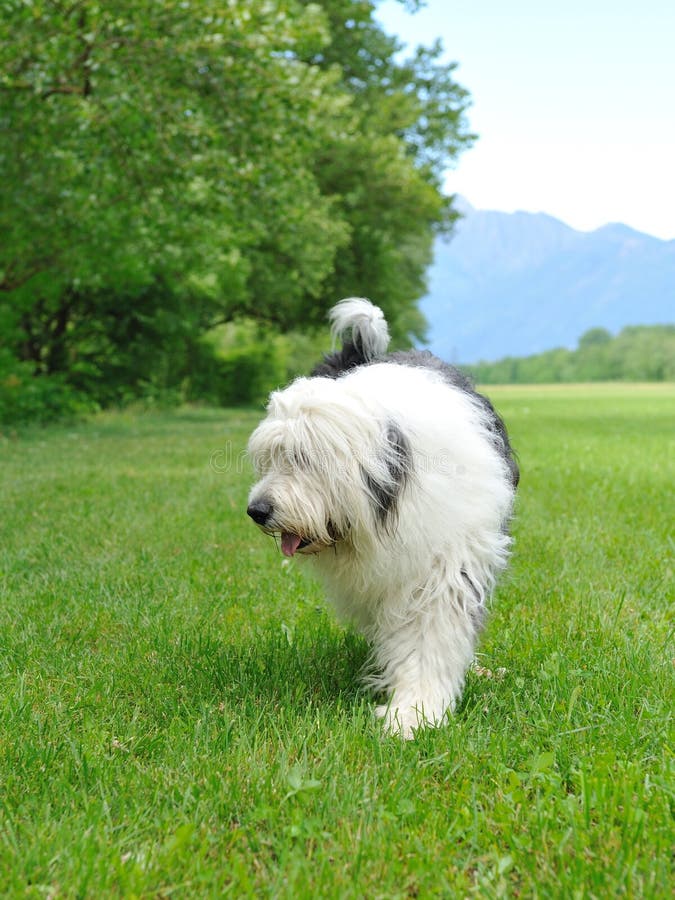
[247, 298, 519, 738]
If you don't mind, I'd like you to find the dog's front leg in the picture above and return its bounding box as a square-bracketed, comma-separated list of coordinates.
[372, 585, 479, 739]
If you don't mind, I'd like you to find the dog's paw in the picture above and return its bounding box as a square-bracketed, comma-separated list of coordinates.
[375, 703, 422, 740]
[375, 697, 453, 739]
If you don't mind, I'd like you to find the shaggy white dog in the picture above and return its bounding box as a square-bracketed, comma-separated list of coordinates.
[247, 299, 519, 738]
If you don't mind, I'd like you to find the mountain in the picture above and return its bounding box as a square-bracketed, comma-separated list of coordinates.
[422, 200, 675, 363]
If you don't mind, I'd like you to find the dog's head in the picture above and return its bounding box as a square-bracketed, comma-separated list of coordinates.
[246, 376, 411, 557]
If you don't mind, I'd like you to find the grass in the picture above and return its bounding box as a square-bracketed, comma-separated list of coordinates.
[0, 385, 673, 898]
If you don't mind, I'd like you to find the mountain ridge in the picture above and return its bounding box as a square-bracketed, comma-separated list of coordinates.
[422, 201, 675, 363]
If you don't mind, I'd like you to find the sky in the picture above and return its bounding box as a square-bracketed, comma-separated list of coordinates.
[376, 0, 675, 240]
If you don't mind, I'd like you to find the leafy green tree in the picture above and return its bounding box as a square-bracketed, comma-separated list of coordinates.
[298, 0, 474, 343]
[613, 325, 675, 381]
[1, 0, 474, 415]
[578, 327, 612, 348]
[1, 1, 348, 375]
[468, 325, 675, 384]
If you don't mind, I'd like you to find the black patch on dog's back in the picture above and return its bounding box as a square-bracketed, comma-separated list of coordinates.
[362, 422, 411, 527]
[311, 339, 367, 378]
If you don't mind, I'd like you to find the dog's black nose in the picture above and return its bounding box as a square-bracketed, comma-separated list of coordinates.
[247, 499, 273, 526]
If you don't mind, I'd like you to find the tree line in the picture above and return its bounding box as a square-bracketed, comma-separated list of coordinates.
[0, 0, 473, 423]
[467, 325, 675, 384]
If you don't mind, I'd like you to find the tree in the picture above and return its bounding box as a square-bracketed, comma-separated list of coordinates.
[298, 0, 474, 343]
[1, 1, 349, 375]
[578, 327, 612, 349]
[468, 325, 675, 384]
[0, 0, 474, 411]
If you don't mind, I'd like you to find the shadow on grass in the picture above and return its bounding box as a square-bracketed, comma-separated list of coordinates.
[162, 619, 511, 729]
[158, 617, 511, 739]
[168, 620, 372, 714]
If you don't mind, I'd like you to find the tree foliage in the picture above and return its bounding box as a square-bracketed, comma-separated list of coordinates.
[1, 2, 348, 334]
[299, 0, 474, 340]
[468, 325, 675, 385]
[0, 0, 473, 420]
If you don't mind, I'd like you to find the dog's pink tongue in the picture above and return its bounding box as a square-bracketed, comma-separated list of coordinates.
[281, 532, 303, 557]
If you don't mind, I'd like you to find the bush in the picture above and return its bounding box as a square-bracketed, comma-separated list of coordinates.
[186, 320, 332, 407]
[187, 322, 288, 407]
[0, 351, 96, 426]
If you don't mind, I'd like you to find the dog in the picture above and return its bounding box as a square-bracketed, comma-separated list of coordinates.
[247, 298, 519, 738]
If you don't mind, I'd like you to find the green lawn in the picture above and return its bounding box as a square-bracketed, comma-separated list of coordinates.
[1, 385, 673, 897]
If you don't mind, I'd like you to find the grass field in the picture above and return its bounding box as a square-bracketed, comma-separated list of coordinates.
[1, 384, 673, 897]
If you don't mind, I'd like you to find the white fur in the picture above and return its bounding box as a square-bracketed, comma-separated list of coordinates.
[329, 297, 390, 360]
[247, 318, 515, 739]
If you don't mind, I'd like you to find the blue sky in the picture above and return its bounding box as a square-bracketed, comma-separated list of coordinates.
[376, 0, 675, 239]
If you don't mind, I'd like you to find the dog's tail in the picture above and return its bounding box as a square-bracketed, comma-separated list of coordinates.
[311, 297, 390, 378]
[330, 297, 390, 361]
